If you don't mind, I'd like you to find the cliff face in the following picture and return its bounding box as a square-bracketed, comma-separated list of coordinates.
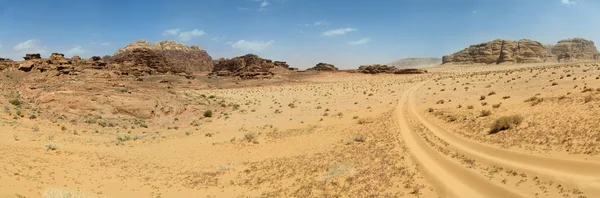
[114, 40, 213, 72]
[442, 39, 553, 64]
[551, 38, 599, 62]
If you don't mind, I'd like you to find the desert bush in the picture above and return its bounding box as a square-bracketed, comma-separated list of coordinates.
[492, 103, 501, 108]
[480, 95, 486, 100]
[427, 107, 434, 112]
[44, 142, 60, 151]
[480, 110, 492, 117]
[9, 98, 21, 106]
[584, 95, 593, 103]
[488, 91, 496, 96]
[552, 82, 558, 86]
[502, 96, 511, 99]
[357, 117, 375, 124]
[203, 110, 213, 117]
[446, 115, 457, 122]
[436, 100, 444, 104]
[489, 115, 524, 134]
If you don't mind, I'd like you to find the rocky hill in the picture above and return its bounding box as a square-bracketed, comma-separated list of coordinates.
[307, 63, 338, 71]
[357, 64, 427, 74]
[113, 40, 213, 72]
[387, 58, 441, 68]
[551, 38, 599, 62]
[210, 54, 292, 79]
[442, 39, 553, 64]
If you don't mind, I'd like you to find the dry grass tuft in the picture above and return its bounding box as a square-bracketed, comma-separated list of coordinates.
[489, 115, 524, 134]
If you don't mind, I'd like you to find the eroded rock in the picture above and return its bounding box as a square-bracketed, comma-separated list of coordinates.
[443, 39, 553, 64]
[308, 63, 338, 71]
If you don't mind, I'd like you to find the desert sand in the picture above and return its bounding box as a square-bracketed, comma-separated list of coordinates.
[2, 59, 600, 198]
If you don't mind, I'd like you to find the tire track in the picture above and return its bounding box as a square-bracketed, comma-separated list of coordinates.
[407, 81, 600, 196]
[396, 85, 526, 198]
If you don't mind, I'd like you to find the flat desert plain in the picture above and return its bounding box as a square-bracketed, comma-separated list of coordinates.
[2, 62, 600, 198]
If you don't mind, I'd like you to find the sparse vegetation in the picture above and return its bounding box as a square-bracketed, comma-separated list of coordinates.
[357, 117, 375, 124]
[480, 110, 492, 117]
[489, 115, 524, 134]
[203, 110, 213, 117]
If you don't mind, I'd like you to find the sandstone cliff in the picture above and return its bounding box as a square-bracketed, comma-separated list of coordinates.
[551, 38, 599, 62]
[443, 39, 553, 64]
[113, 40, 213, 72]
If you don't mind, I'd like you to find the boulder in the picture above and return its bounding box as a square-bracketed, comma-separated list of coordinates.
[114, 40, 213, 72]
[209, 54, 279, 79]
[443, 39, 553, 64]
[551, 38, 599, 62]
[19, 61, 35, 72]
[308, 63, 338, 71]
[48, 53, 71, 65]
[71, 56, 82, 62]
[23, 53, 42, 60]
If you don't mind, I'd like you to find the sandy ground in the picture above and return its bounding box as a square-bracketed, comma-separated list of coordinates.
[1, 62, 600, 197]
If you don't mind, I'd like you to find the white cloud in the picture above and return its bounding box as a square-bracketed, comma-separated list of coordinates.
[66, 46, 85, 55]
[238, 7, 250, 11]
[348, 38, 370, 45]
[13, 39, 48, 54]
[300, 20, 329, 27]
[162, 28, 181, 36]
[232, 40, 274, 51]
[211, 36, 227, 41]
[261, 1, 269, 7]
[178, 29, 206, 41]
[99, 42, 111, 46]
[322, 28, 357, 36]
[561, 0, 577, 5]
[472, 10, 478, 14]
[14, 39, 39, 51]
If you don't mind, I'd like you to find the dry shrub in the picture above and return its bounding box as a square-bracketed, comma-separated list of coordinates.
[480, 110, 492, 117]
[357, 117, 375, 124]
[489, 115, 524, 134]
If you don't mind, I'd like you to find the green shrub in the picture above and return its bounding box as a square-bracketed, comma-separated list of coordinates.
[203, 110, 213, 117]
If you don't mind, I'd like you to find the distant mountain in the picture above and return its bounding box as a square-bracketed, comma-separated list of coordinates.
[387, 57, 442, 68]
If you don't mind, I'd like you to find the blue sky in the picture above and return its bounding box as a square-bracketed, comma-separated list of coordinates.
[0, 0, 598, 69]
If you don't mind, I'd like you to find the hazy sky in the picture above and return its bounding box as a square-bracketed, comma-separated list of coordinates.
[0, 0, 598, 69]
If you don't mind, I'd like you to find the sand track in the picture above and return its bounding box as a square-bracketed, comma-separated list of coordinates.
[396, 85, 527, 198]
[402, 82, 600, 196]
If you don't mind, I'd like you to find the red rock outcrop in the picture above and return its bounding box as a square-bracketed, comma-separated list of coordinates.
[210, 54, 279, 79]
[113, 40, 213, 72]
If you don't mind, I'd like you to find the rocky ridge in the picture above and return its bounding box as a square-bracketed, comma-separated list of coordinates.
[210, 54, 290, 79]
[308, 63, 338, 71]
[443, 39, 553, 64]
[551, 38, 599, 62]
[357, 64, 427, 74]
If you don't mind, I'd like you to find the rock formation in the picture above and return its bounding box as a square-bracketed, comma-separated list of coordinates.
[357, 64, 427, 74]
[113, 40, 213, 72]
[109, 48, 174, 76]
[551, 38, 599, 62]
[210, 54, 284, 79]
[0, 58, 15, 70]
[387, 58, 441, 68]
[308, 63, 338, 71]
[443, 39, 553, 64]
